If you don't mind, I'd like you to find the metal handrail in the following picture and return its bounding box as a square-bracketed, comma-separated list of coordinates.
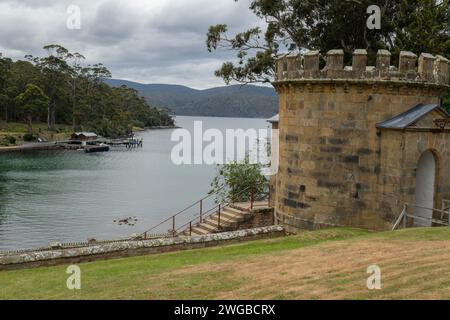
[392, 202, 450, 231]
[174, 184, 260, 235]
[405, 203, 450, 216]
[392, 204, 407, 231]
[140, 185, 226, 237]
[140, 183, 267, 239]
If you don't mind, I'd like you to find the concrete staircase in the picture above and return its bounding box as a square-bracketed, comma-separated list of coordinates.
[181, 206, 249, 236]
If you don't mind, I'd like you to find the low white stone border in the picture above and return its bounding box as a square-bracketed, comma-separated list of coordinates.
[0, 225, 284, 266]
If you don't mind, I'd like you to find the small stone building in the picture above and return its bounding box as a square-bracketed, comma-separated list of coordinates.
[271, 49, 450, 231]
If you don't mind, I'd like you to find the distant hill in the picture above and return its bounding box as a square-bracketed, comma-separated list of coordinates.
[106, 79, 279, 118]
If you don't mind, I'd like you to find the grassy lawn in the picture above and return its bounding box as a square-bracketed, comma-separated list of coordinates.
[1, 227, 450, 300]
[0, 121, 72, 146]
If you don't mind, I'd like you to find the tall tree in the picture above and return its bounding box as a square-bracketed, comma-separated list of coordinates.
[26, 45, 72, 130]
[207, 0, 450, 84]
[67, 52, 86, 130]
[15, 84, 49, 134]
[3, 60, 41, 122]
[0, 57, 13, 121]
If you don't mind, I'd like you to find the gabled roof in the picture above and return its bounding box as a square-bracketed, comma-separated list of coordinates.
[376, 104, 450, 130]
[267, 114, 279, 123]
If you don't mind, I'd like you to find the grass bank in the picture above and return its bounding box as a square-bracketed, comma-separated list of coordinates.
[1, 227, 450, 299]
[0, 122, 72, 146]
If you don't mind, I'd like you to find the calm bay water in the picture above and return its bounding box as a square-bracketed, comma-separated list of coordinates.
[0, 116, 269, 251]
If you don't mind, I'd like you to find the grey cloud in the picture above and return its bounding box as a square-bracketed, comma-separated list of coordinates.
[86, 1, 141, 44]
[0, 0, 265, 89]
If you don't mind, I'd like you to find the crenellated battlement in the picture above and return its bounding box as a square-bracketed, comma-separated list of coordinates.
[274, 49, 449, 86]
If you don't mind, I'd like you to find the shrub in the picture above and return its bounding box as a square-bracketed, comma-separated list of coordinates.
[209, 156, 268, 204]
[2, 135, 16, 145]
[23, 133, 37, 142]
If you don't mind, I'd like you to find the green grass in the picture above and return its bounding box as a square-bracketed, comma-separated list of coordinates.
[1, 227, 450, 300]
[0, 121, 72, 146]
[0, 228, 368, 299]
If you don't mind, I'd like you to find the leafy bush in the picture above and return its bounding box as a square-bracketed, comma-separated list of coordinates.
[23, 133, 37, 142]
[209, 156, 268, 204]
[1, 135, 16, 145]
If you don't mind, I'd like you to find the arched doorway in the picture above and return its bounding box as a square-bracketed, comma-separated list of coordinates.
[413, 150, 437, 227]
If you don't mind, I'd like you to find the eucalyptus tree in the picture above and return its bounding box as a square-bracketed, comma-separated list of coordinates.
[0, 57, 13, 121]
[26, 45, 73, 130]
[14, 84, 50, 134]
[67, 52, 86, 130]
[207, 0, 450, 85]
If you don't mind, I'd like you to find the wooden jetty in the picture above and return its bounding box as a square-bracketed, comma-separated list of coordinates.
[102, 137, 143, 149]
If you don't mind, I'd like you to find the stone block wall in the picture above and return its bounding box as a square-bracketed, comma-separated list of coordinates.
[272, 49, 450, 231]
[234, 208, 275, 231]
[0, 226, 285, 270]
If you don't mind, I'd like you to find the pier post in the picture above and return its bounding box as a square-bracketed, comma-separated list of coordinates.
[250, 186, 255, 210]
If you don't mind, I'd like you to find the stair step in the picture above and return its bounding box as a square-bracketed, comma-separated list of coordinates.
[178, 205, 252, 236]
[209, 214, 239, 224]
[203, 218, 222, 229]
[190, 230, 203, 236]
[226, 207, 246, 215]
[198, 222, 217, 232]
[204, 215, 236, 228]
[229, 205, 250, 212]
[221, 211, 243, 220]
[222, 207, 242, 215]
[191, 227, 210, 235]
[198, 222, 218, 232]
[183, 229, 202, 236]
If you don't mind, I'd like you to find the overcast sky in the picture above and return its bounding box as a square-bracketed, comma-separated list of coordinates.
[0, 0, 265, 89]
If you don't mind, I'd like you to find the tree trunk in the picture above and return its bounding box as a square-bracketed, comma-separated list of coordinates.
[47, 104, 51, 130]
[26, 114, 33, 134]
[48, 100, 56, 130]
[72, 80, 77, 131]
[51, 104, 55, 130]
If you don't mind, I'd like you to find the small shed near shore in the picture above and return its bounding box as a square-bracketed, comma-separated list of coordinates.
[71, 132, 98, 142]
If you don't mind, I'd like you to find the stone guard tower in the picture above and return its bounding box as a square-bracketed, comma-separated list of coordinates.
[272, 49, 450, 231]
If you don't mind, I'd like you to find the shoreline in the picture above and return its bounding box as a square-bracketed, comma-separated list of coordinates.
[0, 143, 65, 154]
[0, 125, 180, 154]
[143, 125, 180, 130]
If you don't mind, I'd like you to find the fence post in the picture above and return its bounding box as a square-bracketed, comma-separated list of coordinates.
[172, 216, 176, 237]
[144, 232, 147, 240]
[218, 204, 221, 229]
[189, 221, 192, 236]
[250, 186, 255, 210]
[403, 205, 407, 228]
[200, 200, 203, 223]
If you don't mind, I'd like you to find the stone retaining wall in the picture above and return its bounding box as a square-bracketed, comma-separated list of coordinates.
[0, 226, 285, 270]
[234, 208, 275, 231]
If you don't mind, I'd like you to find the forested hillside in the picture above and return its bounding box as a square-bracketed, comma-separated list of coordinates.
[106, 79, 279, 118]
[0, 45, 174, 138]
